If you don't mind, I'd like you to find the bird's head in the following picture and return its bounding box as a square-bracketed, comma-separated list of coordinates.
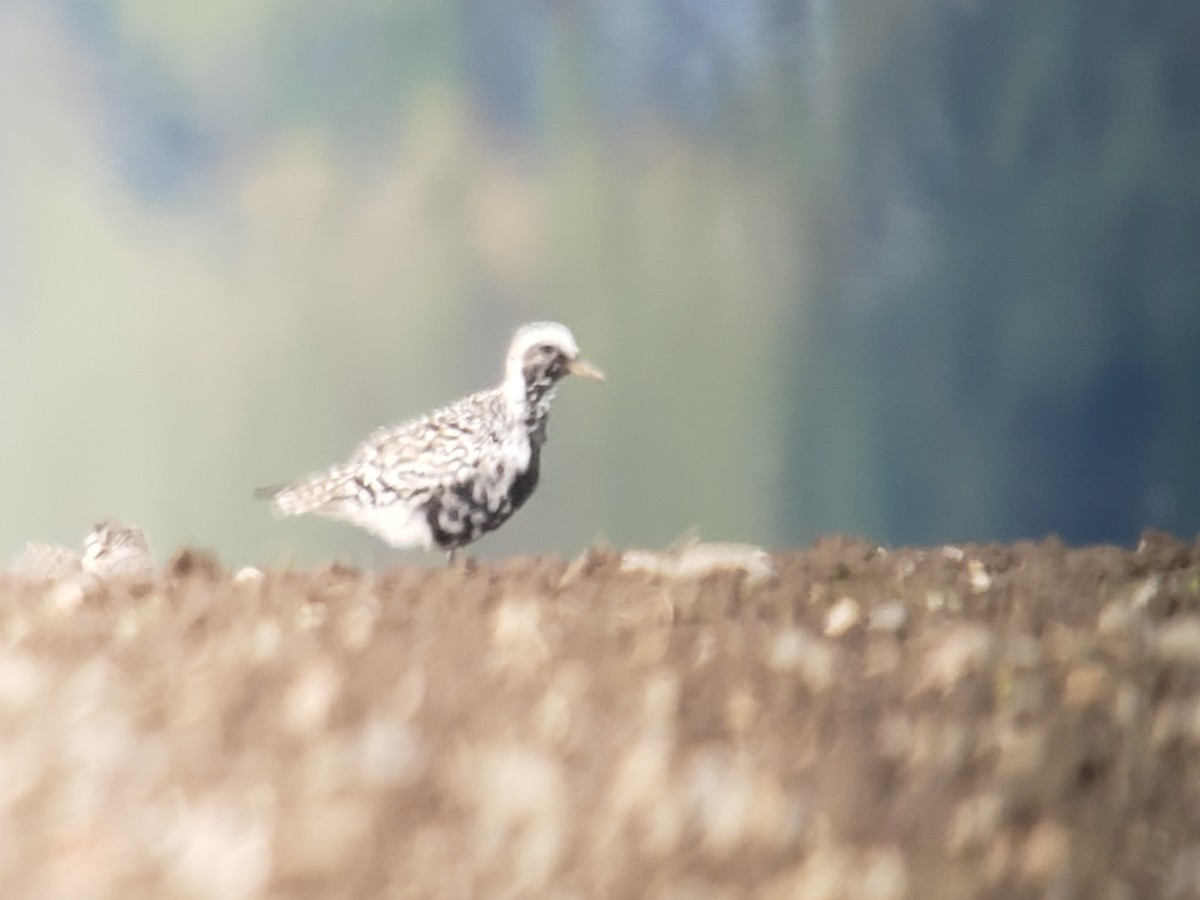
[504, 321, 604, 409]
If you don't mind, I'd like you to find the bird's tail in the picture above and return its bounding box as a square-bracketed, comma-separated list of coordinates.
[254, 466, 356, 517]
[253, 483, 293, 518]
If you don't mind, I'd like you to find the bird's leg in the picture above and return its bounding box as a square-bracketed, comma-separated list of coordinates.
[446, 548, 457, 567]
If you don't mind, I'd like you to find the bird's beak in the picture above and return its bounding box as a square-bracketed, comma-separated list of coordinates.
[568, 358, 606, 381]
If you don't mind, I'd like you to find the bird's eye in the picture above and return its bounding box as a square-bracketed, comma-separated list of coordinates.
[538, 343, 555, 355]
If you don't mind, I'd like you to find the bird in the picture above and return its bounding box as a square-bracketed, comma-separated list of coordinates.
[8, 519, 154, 580]
[257, 321, 604, 561]
[81, 519, 155, 578]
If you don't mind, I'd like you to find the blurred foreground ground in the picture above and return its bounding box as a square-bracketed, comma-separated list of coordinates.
[2, 534, 1200, 899]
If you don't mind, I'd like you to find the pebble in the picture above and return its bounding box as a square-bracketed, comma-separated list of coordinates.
[869, 602, 909, 634]
[917, 623, 993, 693]
[295, 602, 328, 631]
[233, 566, 266, 588]
[967, 560, 992, 593]
[283, 663, 342, 735]
[357, 718, 424, 787]
[925, 590, 962, 613]
[339, 603, 379, 651]
[824, 597, 862, 637]
[48, 576, 90, 614]
[1130, 576, 1161, 609]
[767, 629, 836, 692]
[163, 794, 274, 900]
[490, 597, 550, 673]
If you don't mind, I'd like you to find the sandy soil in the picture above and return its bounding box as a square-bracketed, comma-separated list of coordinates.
[2, 532, 1200, 899]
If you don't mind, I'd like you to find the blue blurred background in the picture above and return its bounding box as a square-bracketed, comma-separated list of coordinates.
[2, 0, 1198, 566]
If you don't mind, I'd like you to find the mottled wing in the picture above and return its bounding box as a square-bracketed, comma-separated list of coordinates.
[357, 390, 506, 489]
[267, 390, 505, 517]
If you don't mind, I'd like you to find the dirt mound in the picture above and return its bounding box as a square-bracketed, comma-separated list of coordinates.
[2, 533, 1200, 898]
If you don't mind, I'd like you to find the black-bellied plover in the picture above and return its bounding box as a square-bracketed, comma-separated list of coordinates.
[257, 321, 604, 560]
[82, 519, 154, 577]
[9, 519, 154, 580]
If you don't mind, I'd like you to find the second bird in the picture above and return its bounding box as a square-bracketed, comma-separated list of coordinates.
[257, 321, 604, 560]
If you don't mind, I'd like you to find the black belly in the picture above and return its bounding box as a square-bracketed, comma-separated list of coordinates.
[508, 446, 541, 512]
[423, 447, 542, 550]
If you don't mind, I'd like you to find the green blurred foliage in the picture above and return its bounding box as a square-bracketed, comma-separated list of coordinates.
[783, 0, 1200, 545]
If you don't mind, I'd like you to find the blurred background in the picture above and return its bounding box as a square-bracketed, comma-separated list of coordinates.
[1, 0, 1198, 567]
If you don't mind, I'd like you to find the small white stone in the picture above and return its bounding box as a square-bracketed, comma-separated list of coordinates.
[357, 718, 424, 787]
[233, 566, 265, 587]
[283, 664, 341, 734]
[252, 620, 283, 661]
[48, 576, 89, 614]
[339, 603, 379, 651]
[490, 597, 550, 673]
[162, 794, 274, 900]
[295, 603, 327, 631]
[767, 629, 836, 691]
[966, 560, 992, 592]
[824, 597, 862, 637]
[917, 623, 993, 693]
[1130, 575, 1161, 609]
[869, 602, 909, 633]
